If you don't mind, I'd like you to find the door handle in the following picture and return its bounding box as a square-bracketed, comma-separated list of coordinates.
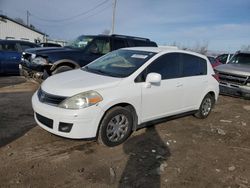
[176, 83, 183, 87]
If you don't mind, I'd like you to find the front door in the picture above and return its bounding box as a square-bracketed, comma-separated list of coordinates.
[139, 53, 184, 122]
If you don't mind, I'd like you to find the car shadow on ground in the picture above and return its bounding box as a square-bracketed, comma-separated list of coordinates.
[0, 88, 37, 148]
[119, 126, 170, 188]
[0, 76, 25, 88]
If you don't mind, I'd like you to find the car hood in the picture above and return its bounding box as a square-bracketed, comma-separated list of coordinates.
[41, 69, 122, 97]
[25, 47, 80, 55]
[215, 63, 250, 76]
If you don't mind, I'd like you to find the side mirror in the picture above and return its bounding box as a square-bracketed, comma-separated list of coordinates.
[145, 73, 161, 87]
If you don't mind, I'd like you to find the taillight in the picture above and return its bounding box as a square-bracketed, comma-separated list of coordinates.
[212, 74, 219, 82]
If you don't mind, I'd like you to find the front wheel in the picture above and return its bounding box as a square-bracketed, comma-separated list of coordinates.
[98, 106, 133, 147]
[194, 94, 214, 119]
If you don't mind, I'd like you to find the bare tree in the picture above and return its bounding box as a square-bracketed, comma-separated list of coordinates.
[192, 42, 209, 55]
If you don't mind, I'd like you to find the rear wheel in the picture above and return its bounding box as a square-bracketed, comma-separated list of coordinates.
[98, 106, 133, 147]
[194, 94, 214, 119]
[52, 65, 73, 75]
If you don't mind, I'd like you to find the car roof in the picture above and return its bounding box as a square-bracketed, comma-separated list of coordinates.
[236, 50, 250, 54]
[0, 40, 37, 44]
[122, 47, 207, 59]
[78, 34, 153, 42]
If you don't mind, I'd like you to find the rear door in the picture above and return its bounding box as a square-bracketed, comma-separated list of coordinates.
[140, 53, 184, 122]
[180, 53, 208, 110]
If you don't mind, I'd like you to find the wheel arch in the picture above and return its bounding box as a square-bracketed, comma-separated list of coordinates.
[199, 90, 216, 109]
[50, 59, 80, 72]
[207, 91, 216, 106]
[96, 102, 139, 138]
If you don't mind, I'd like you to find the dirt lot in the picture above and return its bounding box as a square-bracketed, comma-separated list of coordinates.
[0, 76, 250, 188]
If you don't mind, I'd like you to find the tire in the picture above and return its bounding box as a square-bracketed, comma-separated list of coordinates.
[194, 93, 214, 119]
[98, 106, 133, 147]
[52, 65, 73, 75]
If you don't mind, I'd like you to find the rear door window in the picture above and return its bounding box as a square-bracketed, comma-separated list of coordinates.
[181, 53, 207, 77]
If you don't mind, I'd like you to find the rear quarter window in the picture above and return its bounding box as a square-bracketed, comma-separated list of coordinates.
[133, 40, 149, 47]
[182, 53, 207, 77]
[113, 38, 127, 50]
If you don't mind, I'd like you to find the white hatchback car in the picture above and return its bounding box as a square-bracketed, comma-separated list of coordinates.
[32, 47, 219, 146]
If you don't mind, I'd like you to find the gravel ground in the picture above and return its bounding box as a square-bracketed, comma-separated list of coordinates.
[0, 76, 249, 188]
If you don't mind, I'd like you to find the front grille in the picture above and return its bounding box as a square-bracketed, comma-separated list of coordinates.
[37, 88, 66, 106]
[218, 72, 248, 86]
[36, 113, 53, 128]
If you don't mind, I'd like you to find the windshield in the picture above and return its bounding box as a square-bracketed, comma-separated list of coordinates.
[82, 49, 156, 78]
[66, 35, 94, 49]
[229, 53, 250, 65]
[207, 56, 216, 64]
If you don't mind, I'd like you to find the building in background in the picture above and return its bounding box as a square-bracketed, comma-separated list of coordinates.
[0, 14, 47, 43]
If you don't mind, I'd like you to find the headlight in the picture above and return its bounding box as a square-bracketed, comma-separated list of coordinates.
[32, 57, 48, 65]
[58, 91, 103, 109]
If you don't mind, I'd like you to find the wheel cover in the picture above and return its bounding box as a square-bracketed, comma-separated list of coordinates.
[201, 98, 212, 116]
[106, 114, 129, 142]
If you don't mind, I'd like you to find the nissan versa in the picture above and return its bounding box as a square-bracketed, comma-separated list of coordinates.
[32, 47, 219, 147]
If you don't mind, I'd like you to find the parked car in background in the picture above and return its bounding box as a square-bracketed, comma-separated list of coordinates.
[0, 40, 40, 75]
[207, 56, 222, 68]
[215, 51, 250, 98]
[216, 53, 233, 64]
[20, 34, 157, 81]
[39, 43, 62, 47]
[32, 47, 219, 146]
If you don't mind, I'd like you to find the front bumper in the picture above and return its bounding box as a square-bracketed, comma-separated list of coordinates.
[19, 64, 44, 80]
[19, 60, 51, 80]
[219, 83, 250, 98]
[32, 91, 105, 139]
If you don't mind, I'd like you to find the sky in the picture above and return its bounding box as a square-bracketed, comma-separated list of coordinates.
[0, 0, 250, 52]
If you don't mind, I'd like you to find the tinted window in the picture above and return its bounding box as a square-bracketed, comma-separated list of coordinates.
[229, 53, 250, 65]
[207, 56, 216, 65]
[0, 43, 17, 52]
[113, 38, 127, 50]
[216, 54, 228, 64]
[87, 38, 110, 55]
[146, 53, 181, 80]
[182, 54, 207, 77]
[133, 40, 150, 47]
[20, 43, 38, 50]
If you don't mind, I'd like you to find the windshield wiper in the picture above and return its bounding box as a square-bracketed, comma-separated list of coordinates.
[82, 67, 122, 77]
[82, 67, 105, 75]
